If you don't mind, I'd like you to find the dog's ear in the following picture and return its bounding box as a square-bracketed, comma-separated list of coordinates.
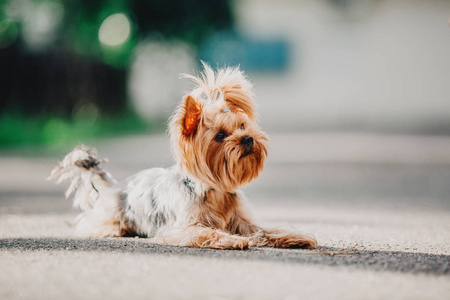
[224, 86, 257, 121]
[182, 95, 202, 136]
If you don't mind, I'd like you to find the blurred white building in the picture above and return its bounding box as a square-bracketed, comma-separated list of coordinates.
[235, 0, 450, 133]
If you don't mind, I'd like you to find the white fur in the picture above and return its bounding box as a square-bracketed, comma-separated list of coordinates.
[50, 147, 245, 239]
[48, 145, 116, 211]
[48, 64, 256, 240]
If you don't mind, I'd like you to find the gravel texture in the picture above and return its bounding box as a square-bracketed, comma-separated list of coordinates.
[1, 132, 449, 299]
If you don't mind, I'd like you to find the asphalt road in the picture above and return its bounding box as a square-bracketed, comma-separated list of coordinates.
[1, 132, 449, 299]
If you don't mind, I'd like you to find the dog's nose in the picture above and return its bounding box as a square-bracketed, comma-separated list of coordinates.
[240, 136, 254, 148]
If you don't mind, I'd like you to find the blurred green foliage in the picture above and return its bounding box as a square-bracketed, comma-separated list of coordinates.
[0, 0, 233, 148]
[0, 112, 151, 149]
[66, 0, 136, 68]
[0, 0, 233, 67]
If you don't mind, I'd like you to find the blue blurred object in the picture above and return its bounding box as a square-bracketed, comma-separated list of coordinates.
[199, 32, 290, 72]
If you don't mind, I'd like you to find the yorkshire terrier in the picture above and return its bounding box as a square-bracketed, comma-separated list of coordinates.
[49, 62, 317, 250]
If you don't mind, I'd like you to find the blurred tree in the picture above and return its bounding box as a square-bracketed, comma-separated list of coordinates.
[0, 0, 233, 117]
[131, 0, 233, 45]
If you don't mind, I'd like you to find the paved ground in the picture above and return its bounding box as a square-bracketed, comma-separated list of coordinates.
[1, 132, 449, 299]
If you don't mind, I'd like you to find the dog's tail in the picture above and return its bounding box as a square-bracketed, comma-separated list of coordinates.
[48, 145, 116, 211]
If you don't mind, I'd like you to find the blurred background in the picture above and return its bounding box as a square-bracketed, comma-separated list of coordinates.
[1, 0, 449, 149]
[1, 2, 450, 297]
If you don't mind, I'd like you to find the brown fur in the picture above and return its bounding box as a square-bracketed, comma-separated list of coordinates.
[163, 64, 317, 249]
[157, 190, 317, 249]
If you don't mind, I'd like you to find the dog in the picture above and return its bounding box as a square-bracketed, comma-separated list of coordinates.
[49, 62, 317, 250]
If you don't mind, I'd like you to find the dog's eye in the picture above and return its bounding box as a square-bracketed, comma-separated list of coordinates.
[215, 131, 227, 142]
[240, 123, 245, 130]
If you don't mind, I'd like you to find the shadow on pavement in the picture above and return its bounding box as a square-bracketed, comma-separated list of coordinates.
[1, 237, 448, 276]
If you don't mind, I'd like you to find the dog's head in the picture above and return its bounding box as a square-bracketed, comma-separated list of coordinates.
[170, 62, 269, 192]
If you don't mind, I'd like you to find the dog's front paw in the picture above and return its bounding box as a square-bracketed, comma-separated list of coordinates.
[198, 233, 250, 250]
[262, 229, 318, 249]
[152, 227, 250, 250]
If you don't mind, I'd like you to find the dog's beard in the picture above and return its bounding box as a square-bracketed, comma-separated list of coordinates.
[178, 131, 268, 192]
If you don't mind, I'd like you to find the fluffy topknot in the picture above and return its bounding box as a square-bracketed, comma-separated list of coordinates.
[181, 61, 257, 121]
